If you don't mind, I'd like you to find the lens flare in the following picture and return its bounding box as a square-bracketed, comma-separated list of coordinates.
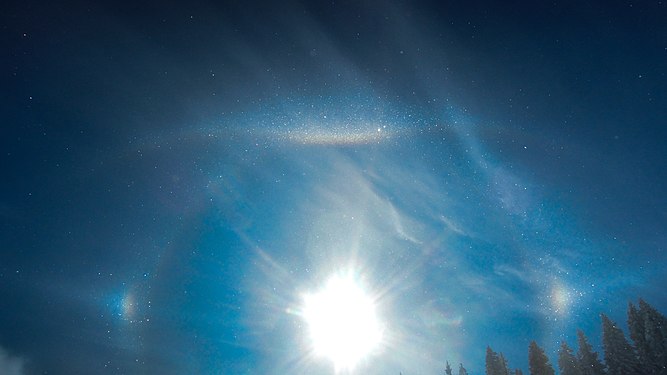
[302, 275, 383, 371]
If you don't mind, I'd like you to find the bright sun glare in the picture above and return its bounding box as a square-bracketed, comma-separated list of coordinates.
[302, 275, 383, 371]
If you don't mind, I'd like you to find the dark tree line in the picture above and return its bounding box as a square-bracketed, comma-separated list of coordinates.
[442, 298, 667, 375]
[446, 360, 469, 375]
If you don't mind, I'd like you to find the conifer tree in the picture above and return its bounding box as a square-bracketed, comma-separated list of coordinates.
[602, 313, 642, 375]
[459, 363, 468, 375]
[629, 302, 649, 372]
[446, 361, 453, 375]
[499, 353, 512, 375]
[487, 346, 502, 375]
[515, 369, 524, 375]
[577, 330, 606, 375]
[640, 299, 667, 374]
[528, 341, 555, 375]
[629, 299, 667, 374]
[486, 346, 511, 375]
[558, 341, 581, 375]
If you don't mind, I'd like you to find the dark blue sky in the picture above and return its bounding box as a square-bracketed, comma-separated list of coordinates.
[2, 0, 666, 374]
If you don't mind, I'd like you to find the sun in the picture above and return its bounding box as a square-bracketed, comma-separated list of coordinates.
[302, 274, 383, 371]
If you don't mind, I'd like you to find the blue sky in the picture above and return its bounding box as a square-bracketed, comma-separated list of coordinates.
[2, 0, 666, 374]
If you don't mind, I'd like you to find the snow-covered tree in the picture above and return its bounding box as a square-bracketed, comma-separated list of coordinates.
[629, 299, 667, 374]
[528, 341, 555, 375]
[446, 361, 453, 375]
[577, 330, 606, 375]
[558, 341, 581, 375]
[486, 346, 510, 375]
[459, 363, 469, 375]
[602, 313, 642, 375]
[499, 353, 511, 375]
[487, 346, 501, 375]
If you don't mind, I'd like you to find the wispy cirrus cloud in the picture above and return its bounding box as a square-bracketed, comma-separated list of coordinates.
[0, 346, 25, 375]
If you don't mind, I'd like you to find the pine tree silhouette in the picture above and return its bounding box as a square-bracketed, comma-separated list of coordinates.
[486, 346, 511, 375]
[487, 346, 501, 375]
[602, 313, 642, 374]
[576, 330, 606, 375]
[438, 298, 667, 375]
[558, 341, 581, 375]
[528, 341, 555, 375]
[629, 299, 667, 374]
